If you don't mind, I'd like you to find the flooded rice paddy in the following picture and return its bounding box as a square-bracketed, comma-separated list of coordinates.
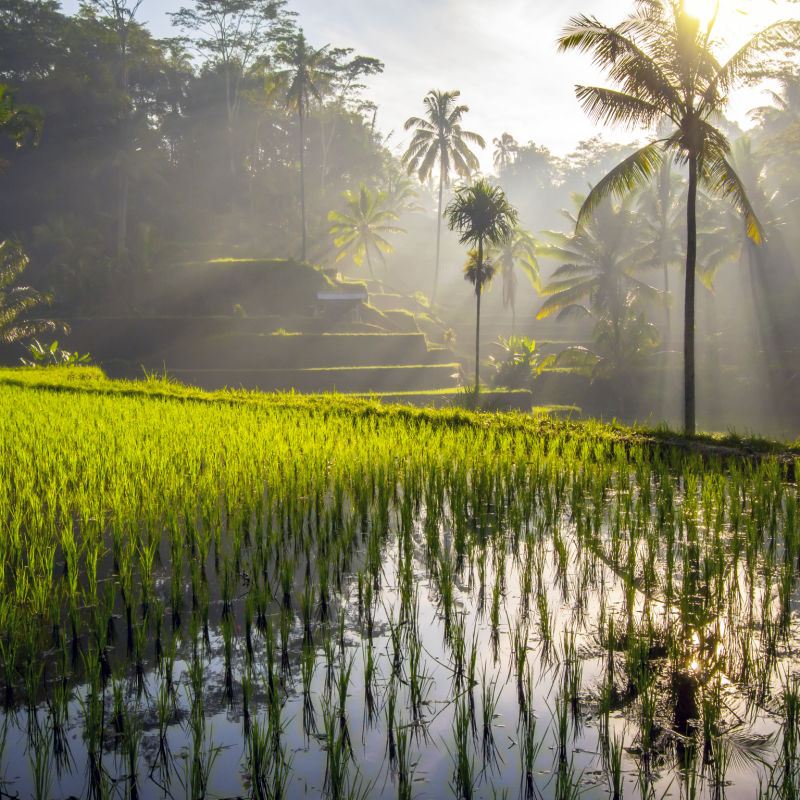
[1, 383, 799, 798]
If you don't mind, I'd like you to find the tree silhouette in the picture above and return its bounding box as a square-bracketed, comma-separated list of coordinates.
[492, 132, 518, 174]
[275, 29, 334, 261]
[0, 240, 57, 345]
[445, 178, 517, 392]
[488, 227, 541, 336]
[328, 184, 405, 278]
[558, 0, 800, 433]
[632, 158, 684, 335]
[403, 90, 484, 304]
[537, 197, 662, 373]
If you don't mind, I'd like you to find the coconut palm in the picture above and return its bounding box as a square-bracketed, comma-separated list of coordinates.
[445, 179, 518, 392]
[402, 90, 485, 303]
[0, 240, 58, 344]
[328, 184, 405, 278]
[557, 0, 800, 433]
[492, 132, 518, 174]
[488, 227, 541, 336]
[275, 30, 334, 262]
[632, 158, 685, 334]
[537, 197, 663, 372]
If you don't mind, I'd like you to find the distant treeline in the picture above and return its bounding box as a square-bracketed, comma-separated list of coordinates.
[0, 0, 390, 310]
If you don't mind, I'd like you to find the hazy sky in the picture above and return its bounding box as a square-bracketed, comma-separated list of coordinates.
[64, 0, 795, 171]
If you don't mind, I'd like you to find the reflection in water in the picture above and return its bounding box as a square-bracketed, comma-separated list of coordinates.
[1, 463, 798, 800]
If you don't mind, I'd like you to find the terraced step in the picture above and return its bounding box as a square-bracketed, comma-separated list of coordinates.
[158, 363, 461, 393]
[152, 332, 443, 370]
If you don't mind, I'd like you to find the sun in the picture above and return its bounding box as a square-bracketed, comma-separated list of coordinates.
[682, 0, 721, 27]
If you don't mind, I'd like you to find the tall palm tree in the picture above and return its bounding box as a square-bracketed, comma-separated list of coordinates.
[492, 132, 518, 174]
[328, 184, 405, 278]
[275, 30, 333, 262]
[557, 0, 799, 433]
[445, 179, 518, 392]
[488, 227, 541, 336]
[403, 90, 485, 303]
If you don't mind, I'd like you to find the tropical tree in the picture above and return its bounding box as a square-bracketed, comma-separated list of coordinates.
[445, 178, 518, 392]
[492, 132, 517, 174]
[0, 83, 41, 148]
[403, 89, 485, 303]
[557, 0, 800, 433]
[632, 158, 685, 334]
[169, 0, 290, 129]
[537, 197, 664, 375]
[275, 29, 334, 261]
[488, 227, 541, 336]
[0, 240, 58, 344]
[327, 184, 405, 278]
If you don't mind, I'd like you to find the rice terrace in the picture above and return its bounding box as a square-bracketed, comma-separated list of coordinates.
[2, 0, 800, 796]
[0, 367, 798, 799]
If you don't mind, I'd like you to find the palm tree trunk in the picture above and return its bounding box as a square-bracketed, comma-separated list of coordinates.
[475, 239, 483, 394]
[684, 154, 697, 435]
[117, 166, 128, 264]
[299, 109, 307, 262]
[365, 246, 375, 280]
[433, 164, 444, 304]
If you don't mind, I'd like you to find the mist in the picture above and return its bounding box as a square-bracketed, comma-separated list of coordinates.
[0, 0, 798, 438]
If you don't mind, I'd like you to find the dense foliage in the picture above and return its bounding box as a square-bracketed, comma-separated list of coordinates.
[0, 0, 388, 311]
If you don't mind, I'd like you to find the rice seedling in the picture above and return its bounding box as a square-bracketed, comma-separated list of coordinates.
[362, 639, 376, 722]
[322, 696, 354, 800]
[480, 667, 502, 767]
[451, 694, 476, 800]
[607, 731, 624, 800]
[395, 717, 414, 800]
[29, 723, 54, 800]
[519, 707, 543, 800]
[120, 697, 143, 800]
[2, 371, 800, 798]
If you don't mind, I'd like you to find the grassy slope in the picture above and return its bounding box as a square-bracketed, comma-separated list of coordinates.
[1, 367, 798, 466]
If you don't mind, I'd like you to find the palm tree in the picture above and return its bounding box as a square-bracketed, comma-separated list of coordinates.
[445, 179, 518, 392]
[0, 240, 58, 344]
[328, 184, 405, 278]
[557, 0, 800, 433]
[492, 132, 518, 174]
[275, 30, 333, 262]
[403, 90, 485, 303]
[632, 158, 685, 335]
[488, 227, 541, 336]
[537, 197, 663, 373]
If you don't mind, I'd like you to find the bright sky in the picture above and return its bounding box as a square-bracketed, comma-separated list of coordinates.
[64, 0, 797, 171]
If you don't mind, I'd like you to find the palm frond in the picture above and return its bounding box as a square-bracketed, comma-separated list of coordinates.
[707, 20, 800, 103]
[575, 85, 662, 129]
[577, 141, 664, 230]
[705, 155, 764, 244]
